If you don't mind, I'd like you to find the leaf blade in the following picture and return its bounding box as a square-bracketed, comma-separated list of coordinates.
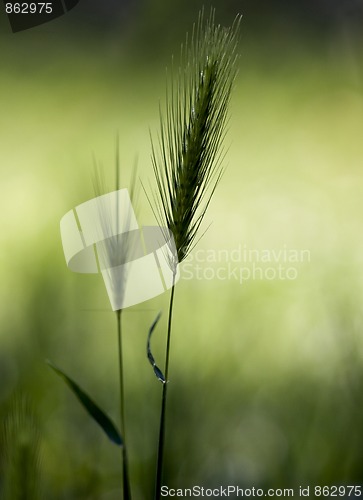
[147, 313, 166, 384]
[46, 360, 122, 446]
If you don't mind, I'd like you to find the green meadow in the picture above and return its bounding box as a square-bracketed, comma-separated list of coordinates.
[1, 8, 363, 498]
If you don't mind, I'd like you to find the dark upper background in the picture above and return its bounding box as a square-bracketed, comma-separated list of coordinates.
[2, 0, 363, 55]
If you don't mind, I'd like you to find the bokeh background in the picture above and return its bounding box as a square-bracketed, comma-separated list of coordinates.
[1, 0, 363, 498]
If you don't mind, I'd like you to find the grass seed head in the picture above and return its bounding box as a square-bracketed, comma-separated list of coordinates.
[151, 9, 240, 262]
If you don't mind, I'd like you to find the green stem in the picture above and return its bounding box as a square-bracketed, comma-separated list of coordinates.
[154, 277, 176, 500]
[116, 309, 132, 500]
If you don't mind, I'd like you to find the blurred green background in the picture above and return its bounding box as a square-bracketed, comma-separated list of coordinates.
[1, 0, 363, 498]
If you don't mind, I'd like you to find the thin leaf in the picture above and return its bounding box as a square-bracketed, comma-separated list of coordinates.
[46, 360, 122, 446]
[147, 313, 166, 383]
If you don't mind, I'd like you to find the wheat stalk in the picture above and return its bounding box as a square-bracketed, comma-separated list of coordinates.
[150, 9, 240, 499]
